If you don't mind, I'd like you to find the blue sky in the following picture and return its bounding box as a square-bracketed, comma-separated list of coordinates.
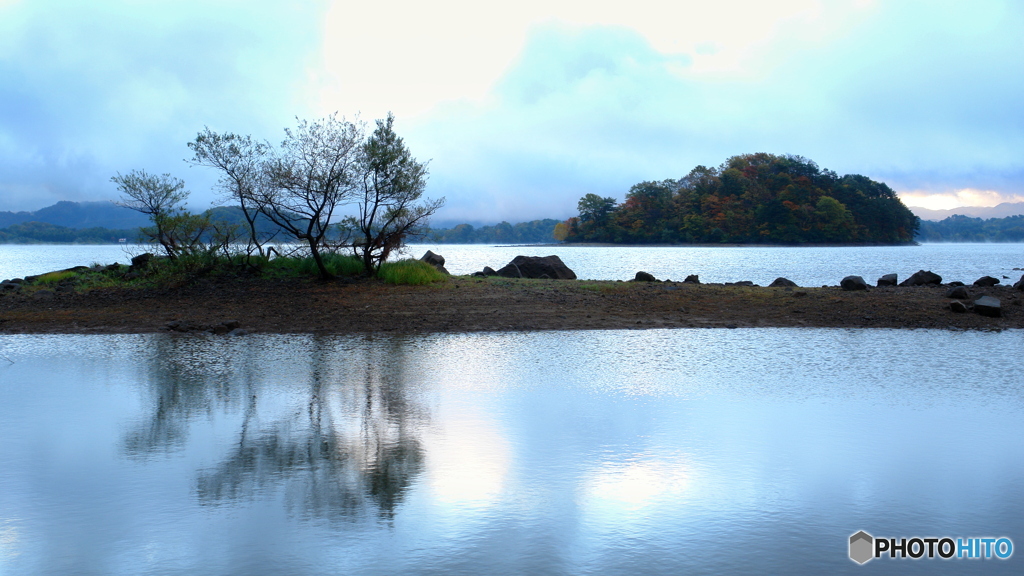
[1, 0, 1022, 222]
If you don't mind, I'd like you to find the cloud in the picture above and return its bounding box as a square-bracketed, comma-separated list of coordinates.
[899, 189, 1024, 211]
[401, 1, 1024, 223]
[0, 0, 326, 211]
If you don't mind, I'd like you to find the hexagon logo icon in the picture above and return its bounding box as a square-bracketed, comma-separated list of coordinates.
[849, 531, 874, 564]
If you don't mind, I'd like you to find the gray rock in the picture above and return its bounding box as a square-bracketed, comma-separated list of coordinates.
[841, 275, 868, 291]
[947, 281, 965, 287]
[227, 328, 249, 336]
[420, 250, 445, 267]
[769, 277, 798, 287]
[877, 273, 898, 287]
[945, 286, 970, 299]
[0, 281, 20, 292]
[950, 300, 969, 313]
[497, 255, 576, 279]
[1014, 275, 1024, 290]
[683, 274, 700, 284]
[726, 281, 756, 287]
[973, 276, 1000, 287]
[899, 270, 942, 286]
[496, 262, 522, 278]
[974, 296, 1002, 318]
[634, 271, 656, 282]
[471, 271, 486, 277]
[483, 266, 497, 276]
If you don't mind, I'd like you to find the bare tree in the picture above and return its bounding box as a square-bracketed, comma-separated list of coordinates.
[111, 169, 190, 259]
[256, 114, 364, 279]
[348, 113, 443, 274]
[187, 129, 272, 258]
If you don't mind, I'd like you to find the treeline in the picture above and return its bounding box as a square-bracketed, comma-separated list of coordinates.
[562, 153, 919, 244]
[917, 214, 1024, 242]
[0, 221, 137, 244]
[427, 219, 561, 244]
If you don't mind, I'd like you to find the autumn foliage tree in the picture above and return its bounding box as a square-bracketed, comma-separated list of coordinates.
[562, 153, 919, 244]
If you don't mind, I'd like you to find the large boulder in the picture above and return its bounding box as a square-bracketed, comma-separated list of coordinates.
[974, 296, 1001, 318]
[841, 275, 868, 291]
[769, 277, 798, 287]
[683, 274, 700, 284]
[973, 276, 999, 287]
[497, 255, 576, 280]
[482, 266, 497, 276]
[130, 253, 154, 269]
[419, 251, 449, 274]
[1015, 275, 1024, 290]
[899, 270, 942, 286]
[877, 273, 898, 287]
[633, 271, 656, 282]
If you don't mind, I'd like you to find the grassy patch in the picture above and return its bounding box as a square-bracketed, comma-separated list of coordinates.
[377, 259, 447, 285]
[263, 253, 364, 278]
[35, 270, 79, 285]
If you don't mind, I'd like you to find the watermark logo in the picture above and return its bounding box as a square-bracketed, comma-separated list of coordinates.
[849, 531, 1013, 564]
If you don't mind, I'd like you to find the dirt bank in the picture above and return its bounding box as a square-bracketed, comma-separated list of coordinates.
[1, 276, 1022, 334]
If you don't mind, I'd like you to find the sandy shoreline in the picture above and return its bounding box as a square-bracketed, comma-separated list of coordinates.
[1, 276, 1022, 334]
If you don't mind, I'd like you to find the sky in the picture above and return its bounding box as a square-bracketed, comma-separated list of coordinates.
[1, 0, 1022, 223]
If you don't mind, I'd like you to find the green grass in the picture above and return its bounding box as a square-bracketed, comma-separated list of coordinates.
[263, 253, 364, 278]
[377, 259, 447, 285]
[35, 270, 79, 285]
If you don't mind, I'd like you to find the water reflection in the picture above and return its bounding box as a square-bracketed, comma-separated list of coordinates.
[125, 335, 427, 521]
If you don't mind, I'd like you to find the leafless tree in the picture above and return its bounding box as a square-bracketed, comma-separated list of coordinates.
[187, 129, 272, 258]
[255, 114, 365, 279]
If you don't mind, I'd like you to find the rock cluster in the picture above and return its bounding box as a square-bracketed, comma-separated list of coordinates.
[472, 255, 577, 280]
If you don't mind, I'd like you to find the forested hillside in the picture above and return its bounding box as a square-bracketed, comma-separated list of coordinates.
[562, 153, 919, 244]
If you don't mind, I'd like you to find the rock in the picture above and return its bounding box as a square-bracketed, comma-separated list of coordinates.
[683, 274, 700, 284]
[1014, 275, 1024, 290]
[419, 251, 449, 275]
[496, 262, 522, 278]
[212, 324, 230, 335]
[974, 296, 1001, 317]
[840, 275, 868, 291]
[471, 271, 486, 277]
[482, 266, 497, 276]
[0, 281, 20, 292]
[877, 273, 898, 287]
[945, 286, 970, 299]
[769, 277, 798, 287]
[634, 271, 657, 282]
[33, 289, 55, 300]
[130, 253, 154, 268]
[949, 300, 968, 313]
[105, 263, 122, 272]
[420, 250, 445, 267]
[224, 320, 241, 330]
[899, 270, 942, 286]
[973, 276, 1000, 287]
[227, 328, 249, 337]
[947, 281, 965, 287]
[497, 255, 576, 280]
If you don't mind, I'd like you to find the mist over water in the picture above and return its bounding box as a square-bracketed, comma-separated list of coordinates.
[1, 330, 1022, 575]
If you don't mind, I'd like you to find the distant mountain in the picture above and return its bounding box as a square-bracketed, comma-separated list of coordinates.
[0, 201, 151, 229]
[911, 202, 1024, 222]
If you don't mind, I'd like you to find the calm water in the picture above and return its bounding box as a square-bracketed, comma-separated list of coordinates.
[1, 243, 1023, 285]
[1, 330, 1022, 575]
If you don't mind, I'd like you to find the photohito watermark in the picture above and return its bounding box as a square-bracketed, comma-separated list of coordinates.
[849, 531, 1013, 565]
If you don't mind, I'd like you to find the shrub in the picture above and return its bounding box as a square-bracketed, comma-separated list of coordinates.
[377, 259, 447, 285]
[35, 270, 79, 285]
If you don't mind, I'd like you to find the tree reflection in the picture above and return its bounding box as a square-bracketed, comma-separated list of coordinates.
[123, 334, 426, 521]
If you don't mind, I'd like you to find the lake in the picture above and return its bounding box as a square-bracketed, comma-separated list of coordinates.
[1, 329, 1022, 575]
[1, 242, 1023, 286]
